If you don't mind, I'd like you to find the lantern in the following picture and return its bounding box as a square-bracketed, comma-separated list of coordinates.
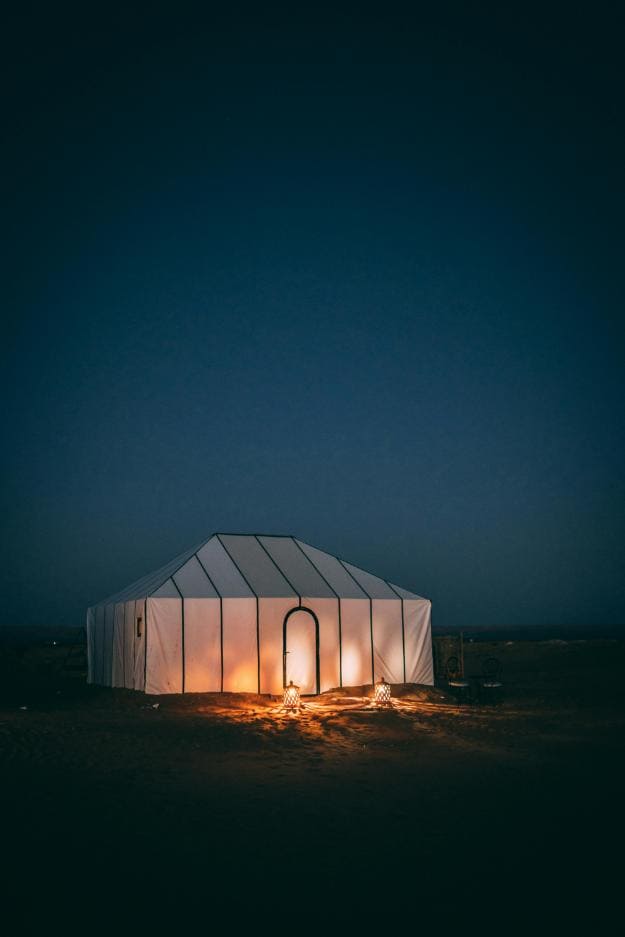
[283, 680, 300, 710]
[374, 677, 392, 707]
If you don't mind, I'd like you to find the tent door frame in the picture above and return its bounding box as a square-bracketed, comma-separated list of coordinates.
[283, 606, 320, 695]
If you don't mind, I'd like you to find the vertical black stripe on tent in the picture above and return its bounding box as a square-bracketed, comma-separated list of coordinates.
[113, 604, 118, 686]
[254, 536, 301, 605]
[102, 605, 108, 686]
[143, 598, 148, 691]
[194, 551, 224, 692]
[253, 536, 302, 689]
[386, 582, 407, 683]
[216, 534, 261, 694]
[93, 607, 100, 685]
[84, 611, 89, 684]
[127, 601, 134, 689]
[108, 604, 114, 686]
[132, 600, 137, 689]
[123, 602, 130, 689]
[92, 607, 97, 685]
[98, 605, 108, 686]
[291, 538, 343, 688]
[171, 578, 185, 693]
[119, 604, 125, 688]
[336, 558, 375, 687]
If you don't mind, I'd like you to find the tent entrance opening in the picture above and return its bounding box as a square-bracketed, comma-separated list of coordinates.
[283, 608, 319, 695]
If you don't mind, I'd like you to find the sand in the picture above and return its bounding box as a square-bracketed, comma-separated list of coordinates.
[2, 637, 624, 926]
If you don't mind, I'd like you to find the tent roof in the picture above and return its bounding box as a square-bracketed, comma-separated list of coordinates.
[95, 534, 426, 605]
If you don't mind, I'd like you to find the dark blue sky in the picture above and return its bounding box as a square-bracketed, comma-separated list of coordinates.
[2, 5, 624, 629]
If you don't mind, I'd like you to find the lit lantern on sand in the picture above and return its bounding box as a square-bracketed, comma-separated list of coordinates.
[283, 680, 300, 710]
[374, 677, 392, 707]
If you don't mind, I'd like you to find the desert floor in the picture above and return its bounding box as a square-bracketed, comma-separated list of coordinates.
[2, 637, 624, 926]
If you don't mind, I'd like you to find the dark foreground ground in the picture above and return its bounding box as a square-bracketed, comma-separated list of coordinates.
[2, 637, 624, 927]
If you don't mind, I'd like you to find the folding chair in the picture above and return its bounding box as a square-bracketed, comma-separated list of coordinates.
[446, 655, 471, 703]
[479, 657, 503, 704]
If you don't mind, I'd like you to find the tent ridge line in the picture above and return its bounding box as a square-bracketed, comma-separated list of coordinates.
[253, 535, 300, 602]
[169, 576, 185, 693]
[214, 534, 258, 598]
[334, 556, 372, 599]
[146, 534, 216, 598]
[215, 534, 261, 694]
[98, 534, 213, 606]
[291, 538, 340, 600]
[335, 556, 375, 687]
[384, 580, 407, 682]
[121, 601, 126, 689]
[291, 538, 343, 687]
[193, 550, 224, 693]
[192, 550, 222, 598]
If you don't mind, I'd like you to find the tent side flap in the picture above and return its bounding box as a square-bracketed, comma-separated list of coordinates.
[184, 597, 221, 692]
[133, 599, 146, 691]
[372, 598, 404, 684]
[145, 598, 183, 694]
[221, 597, 257, 693]
[112, 604, 125, 687]
[339, 598, 372, 686]
[404, 599, 433, 685]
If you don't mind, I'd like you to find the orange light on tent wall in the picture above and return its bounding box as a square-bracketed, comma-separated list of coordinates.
[283, 680, 300, 710]
[374, 677, 392, 707]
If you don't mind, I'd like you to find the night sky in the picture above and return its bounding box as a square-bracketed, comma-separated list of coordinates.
[2, 5, 624, 630]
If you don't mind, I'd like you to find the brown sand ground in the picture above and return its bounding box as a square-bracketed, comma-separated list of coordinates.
[2, 638, 624, 927]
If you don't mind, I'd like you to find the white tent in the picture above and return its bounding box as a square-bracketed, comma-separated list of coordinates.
[86, 534, 433, 695]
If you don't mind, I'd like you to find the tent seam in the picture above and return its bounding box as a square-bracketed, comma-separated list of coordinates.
[292, 538, 343, 688]
[336, 557, 375, 686]
[193, 551, 224, 692]
[253, 536, 300, 602]
[385, 580, 407, 683]
[216, 534, 261, 694]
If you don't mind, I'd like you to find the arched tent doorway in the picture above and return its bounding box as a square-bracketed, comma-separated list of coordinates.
[283, 607, 320, 695]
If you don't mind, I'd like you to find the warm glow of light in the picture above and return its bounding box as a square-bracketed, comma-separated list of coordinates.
[283, 680, 300, 710]
[341, 644, 362, 685]
[226, 664, 259, 693]
[374, 678, 392, 706]
[285, 610, 316, 693]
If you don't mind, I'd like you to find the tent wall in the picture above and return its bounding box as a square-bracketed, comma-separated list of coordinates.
[184, 597, 221, 692]
[89, 595, 434, 695]
[339, 597, 373, 687]
[124, 601, 135, 689]
[259, 597, 295, 695]
[94, 604, 104, 684]
[372, 598, 405, 684]
[112, 603, 125, 687]
[103, 603, 113, 686]
[221, 596, 257, 692]
[133, 599, 146, 691]
[404, 599, 433, 685]
[306, 597, 340, 693]
[145, 598, 182, 694]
